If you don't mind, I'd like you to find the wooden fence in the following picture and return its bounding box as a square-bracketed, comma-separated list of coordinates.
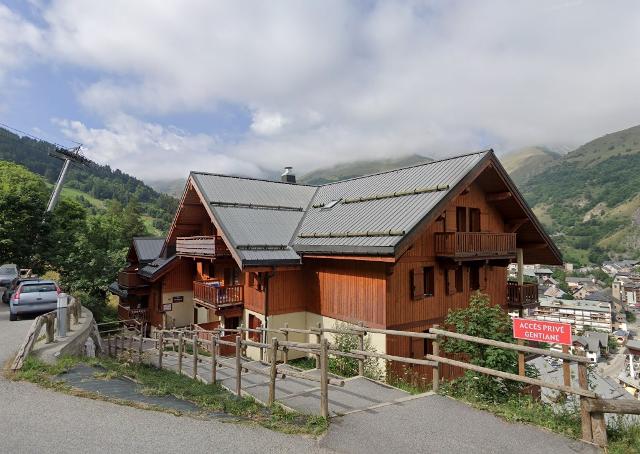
[105, 322, 640, 447]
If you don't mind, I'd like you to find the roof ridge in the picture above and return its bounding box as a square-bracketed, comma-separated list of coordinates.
[190, 171, 317, 187]
[317, 149, 493, 186]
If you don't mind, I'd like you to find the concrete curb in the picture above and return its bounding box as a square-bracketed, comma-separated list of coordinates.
[32, 307, 95, 364]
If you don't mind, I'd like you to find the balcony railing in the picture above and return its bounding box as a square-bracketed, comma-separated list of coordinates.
[193, 280, 244, 309]
[118, 270, 146, 288]
[117, 304, 149, 323]
[176, 235, 231, 258]
[434, 232, 517, 259]
[506, 281, 539, 308]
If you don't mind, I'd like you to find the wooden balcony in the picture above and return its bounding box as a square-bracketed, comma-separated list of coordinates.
[193, 280, 243, 310]
[434, 232, 517, 260]
[176, 236, 231, 258]
[117, 304, 149, 323]
[118, 270, 146, 288]
[507, 282, 539, 308]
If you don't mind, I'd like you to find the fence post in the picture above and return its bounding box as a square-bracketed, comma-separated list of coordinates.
[211, 336, 217, 385]
[259, 328, 265, 363]
[578, 352, 593, 443]
[128, 333, 134, 355]
[138, 328, 145, 363]
[192, 334, 198, 379]
[432, 325, 441, 393]
[158, 332, 164, 369]
[177, 332, 184, 374]
[235, 335, 242, 397]
[517, 339, 525, 377]
[46, 318, 55, 344]
[315, 322, 322, 369]
[107, 334, 112, 356]
[320, 337, 329, 418]
[357, 321, 365, 376]
[562, 344, 571, 388]
[283, 323, 289, 364]
[268, 337, 279, 406]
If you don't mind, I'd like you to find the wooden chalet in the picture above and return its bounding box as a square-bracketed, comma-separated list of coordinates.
[110, 149, 561, 380]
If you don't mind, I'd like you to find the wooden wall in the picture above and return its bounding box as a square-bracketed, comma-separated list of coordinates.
[267, 270, 308, 316]
[304, 259, 387, 328]
[244, 272, 266, 314]
[385, 181, 509, 380]
[162, 259, 194, 293]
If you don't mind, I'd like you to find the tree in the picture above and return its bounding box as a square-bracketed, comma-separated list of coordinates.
[0, 161, 48, 267]
[442, 292, 538, 401]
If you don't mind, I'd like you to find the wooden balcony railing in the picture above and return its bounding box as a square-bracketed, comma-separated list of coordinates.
[176, 236, 231, 258]
[507, 281, 539, 308]
[434, 232, 517, 259]
[118, 270, 146, 288]
[193, 281, 244, 309]
[117, 304, 149, 323]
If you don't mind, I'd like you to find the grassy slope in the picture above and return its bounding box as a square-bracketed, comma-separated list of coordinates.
[519, 124, 640, 264]
[299, 154, 433, 185]
[499, 146, 561, 184]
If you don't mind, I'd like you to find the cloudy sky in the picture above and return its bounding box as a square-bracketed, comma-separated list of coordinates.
[1, 1, 640, 181]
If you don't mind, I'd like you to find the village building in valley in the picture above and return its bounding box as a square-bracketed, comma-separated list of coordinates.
[110, 149, 561, 380]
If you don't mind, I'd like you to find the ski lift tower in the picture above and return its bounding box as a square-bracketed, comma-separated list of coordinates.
[45, 145, 91, 213]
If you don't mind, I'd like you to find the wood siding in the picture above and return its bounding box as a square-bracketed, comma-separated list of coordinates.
[267, 270, 308, 316]
[386, 181, 509, 380]
[304, 259, 387, 328]
[162, 259, 194, 293]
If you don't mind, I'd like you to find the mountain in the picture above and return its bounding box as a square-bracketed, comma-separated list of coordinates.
[299, 154, 433, 185]
[519, 124, 640, 265]
[499, 146, 561, 184]
[147, 178, 186, 199]
[0, 127, 177, 233]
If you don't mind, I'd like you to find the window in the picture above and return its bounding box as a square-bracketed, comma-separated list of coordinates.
[248, 272, 255, 287]
[456, 206, 467, 232]
[470, 265, 480, 291]
[322, 199, 341, 209]
[455, 267, 464, 293]
[248, 314, 262, 341]
[469, 208, 481, 232]
[423, 330, 433, 359]
[410, 266, 435, 299]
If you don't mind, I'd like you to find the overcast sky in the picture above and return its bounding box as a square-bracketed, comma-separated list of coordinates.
[1, 1, 640, 181]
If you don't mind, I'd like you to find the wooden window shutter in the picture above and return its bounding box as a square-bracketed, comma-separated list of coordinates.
[413, 267, 424, 299]
[248, 272, 255, 287]
[447, 269, 456, 295]
[411, 337, 424, 359]
[479, 265, 486, 290]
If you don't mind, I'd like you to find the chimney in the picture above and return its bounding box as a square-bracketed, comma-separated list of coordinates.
[281, 166, 296, 184]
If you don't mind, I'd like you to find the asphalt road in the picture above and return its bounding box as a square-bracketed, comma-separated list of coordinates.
[0, 301, 599, 454]
[0, 303, 328, 454]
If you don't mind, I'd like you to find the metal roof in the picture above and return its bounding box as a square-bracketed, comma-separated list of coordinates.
[132, 237, 165, 263]
[191, 173, 316, 267]
[139, 256, 176, 279]
[294, 151, 488, 254]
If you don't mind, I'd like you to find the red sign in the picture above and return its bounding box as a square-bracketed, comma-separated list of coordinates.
[513, 318, 572, 345]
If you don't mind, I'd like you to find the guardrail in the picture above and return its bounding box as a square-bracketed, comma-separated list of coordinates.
[11, 296, 82, 371]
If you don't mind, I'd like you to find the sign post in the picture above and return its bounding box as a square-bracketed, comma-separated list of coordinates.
[57, 293, 68, 338]
[513, 318, 572, 345]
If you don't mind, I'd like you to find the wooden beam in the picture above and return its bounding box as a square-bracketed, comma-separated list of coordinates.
[583, 398, 640, 414]
[486, 191, 512, 202]
[505, 218, 529, 233]
[303, 254, 396, 263]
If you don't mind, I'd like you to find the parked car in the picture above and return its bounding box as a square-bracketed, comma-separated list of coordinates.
[9, 280, 61, 321]
[0, 264, 19, 303]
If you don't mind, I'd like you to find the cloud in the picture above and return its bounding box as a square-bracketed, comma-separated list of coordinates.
[5, 1, 640, 178]
[54, 115, 262, 180]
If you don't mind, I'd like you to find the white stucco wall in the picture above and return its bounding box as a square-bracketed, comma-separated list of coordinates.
[162, 290, 194, 328]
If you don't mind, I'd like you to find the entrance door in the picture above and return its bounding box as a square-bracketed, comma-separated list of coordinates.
[456, 207, 467, 232]
[225, 316, 240, 330]
[469, 208, 481, 232]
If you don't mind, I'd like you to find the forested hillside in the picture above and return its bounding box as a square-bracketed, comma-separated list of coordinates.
[0, 127, 177, 232]
[520, 125, 640, 265]
[499, 146, 561, 185]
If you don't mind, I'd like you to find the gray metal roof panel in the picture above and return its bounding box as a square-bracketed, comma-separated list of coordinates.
[138, 256, 176, 279]
[192, 172, 316, 209]
[133, 237, 165, 263]
[239, 248, 301, 266]
[294, 151, 488, 252]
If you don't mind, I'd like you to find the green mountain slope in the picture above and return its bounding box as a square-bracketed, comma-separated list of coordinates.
[520, 125, 640, 265]
[0, 127, 177, 232]
[299, 154, 433, 185]
[500, 146, 561, 184]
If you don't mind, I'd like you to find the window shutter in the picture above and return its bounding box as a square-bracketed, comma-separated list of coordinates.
[447, 269, 456, 295]
[414, 267, 424, 299]
[479, 265, 486, 290]
[411, 337, 425, 359]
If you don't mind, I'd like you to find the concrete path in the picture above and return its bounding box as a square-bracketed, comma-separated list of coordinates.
[149, 348, 412, 416]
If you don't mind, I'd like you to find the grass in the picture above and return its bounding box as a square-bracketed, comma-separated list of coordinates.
[9, 355, 327, 436]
